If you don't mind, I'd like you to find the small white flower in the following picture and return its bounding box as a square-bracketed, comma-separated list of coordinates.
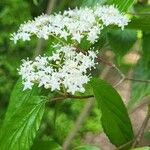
[59, 30, 69, 40]
[95, 5, 128, 29]
[23, 80, 33, 90]
[10, 33, 19, 44]
[87, 25, 101, 43]
[72, 32, 83, 43]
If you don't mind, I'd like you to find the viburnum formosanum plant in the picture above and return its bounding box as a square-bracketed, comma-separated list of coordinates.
[12, 5, 129, 95]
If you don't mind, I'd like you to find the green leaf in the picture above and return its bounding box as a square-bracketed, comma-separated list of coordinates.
[108, 0, 134, 12]
[74, 145, 101, 150]
[127, 16, 150, 31]
[128, 33, 150, 107]
[142, 32, 150, 61]
[0, 79, 46, 150]
[90, 78, 134, 149]
[33, 0, 38, 6]
[107, 29, 137, 56]
[128, 59, 150, 107]
[31, 139, 62, 150]
[134, 3, 150, 13]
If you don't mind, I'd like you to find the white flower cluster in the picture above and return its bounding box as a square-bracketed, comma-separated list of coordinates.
[95, 5, 128, 29]
[18, 45, 97, 94]
[11, 5, 129, 44]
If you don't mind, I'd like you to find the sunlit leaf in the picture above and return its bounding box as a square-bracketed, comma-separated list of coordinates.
[0, 79, 46, 150]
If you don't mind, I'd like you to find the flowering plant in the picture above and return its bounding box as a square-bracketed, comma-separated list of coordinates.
[1, 1, 150, 150]
[12, 5, 129, 95]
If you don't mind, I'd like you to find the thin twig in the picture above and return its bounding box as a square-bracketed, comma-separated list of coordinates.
[50, 96, 66, 102]
[51, 34, 67, 45]
[114, 76, 150, 87]
[67, 94, 94, 99]
[50, 94, 94, 103]
[132, 109, 150, 147]
[113, 65, 125, 79]
[129, 96, 150, 114]
[113, 65, 126, 87]
[115, 140, 133, 150]
[97, 56, 115, 67]
[125, 77, 150, 83]
[50, 78, 150, 104]
[75, 47, 150, 86]
[114, 77, 125, 87]
[112, 65, 150, 87]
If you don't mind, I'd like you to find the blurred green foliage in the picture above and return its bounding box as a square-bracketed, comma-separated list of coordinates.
[0, 0, 150, 149]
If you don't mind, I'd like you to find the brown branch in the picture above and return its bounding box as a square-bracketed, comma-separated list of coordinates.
[129, 96, 150, 114]
[112, 65, 150, 87]
[125, 77, 150, 83]
[50, 96, 66, 102]
[50, 94, 94, 103]
[114, 76, 150, 88]
[132, 109, 150, 147]
[49, 79, 150, 104]
[115, 140, 133, 150]
[97, 56, 115, 67]
[97, 54, 150, 88]
[67, 94, 94, 99]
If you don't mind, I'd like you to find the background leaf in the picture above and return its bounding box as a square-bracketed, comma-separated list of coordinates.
[0, 79, 46, 150]
[142, 32, 150, 61]
[90, 78, 134, 149]
[127, 16, 150, 31]
[107, 29, 137, 57]
[128, 32, 150, 107]
[31, 139, 61, 150]
[108, 0, 135, 12]
[133, 3, 150, 13]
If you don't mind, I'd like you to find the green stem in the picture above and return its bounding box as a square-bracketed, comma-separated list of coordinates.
[50, 34, 67, 45]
